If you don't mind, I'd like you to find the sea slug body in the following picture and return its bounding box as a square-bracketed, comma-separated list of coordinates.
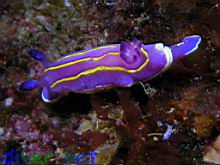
[20, 35, 201, 102]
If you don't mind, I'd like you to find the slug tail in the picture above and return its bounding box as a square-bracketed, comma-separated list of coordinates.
[29, 49, 50, 67]
[170, 35, 201, 63]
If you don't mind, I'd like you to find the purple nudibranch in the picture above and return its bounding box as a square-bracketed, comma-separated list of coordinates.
[20, 35, 201, 102]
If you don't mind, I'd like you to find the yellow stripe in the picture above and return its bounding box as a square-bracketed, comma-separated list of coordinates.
[45, 52, 120, 72]
[58, 45, 119, 61]
[50, 48, 149, 88]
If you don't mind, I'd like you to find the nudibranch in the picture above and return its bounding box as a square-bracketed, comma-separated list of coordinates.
[20, 35, 201, 102]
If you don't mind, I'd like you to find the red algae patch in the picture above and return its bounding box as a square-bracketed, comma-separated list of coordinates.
[193, 114, 215, 138]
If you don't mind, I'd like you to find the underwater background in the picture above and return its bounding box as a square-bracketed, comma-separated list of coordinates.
[0, 0, 220, 164]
